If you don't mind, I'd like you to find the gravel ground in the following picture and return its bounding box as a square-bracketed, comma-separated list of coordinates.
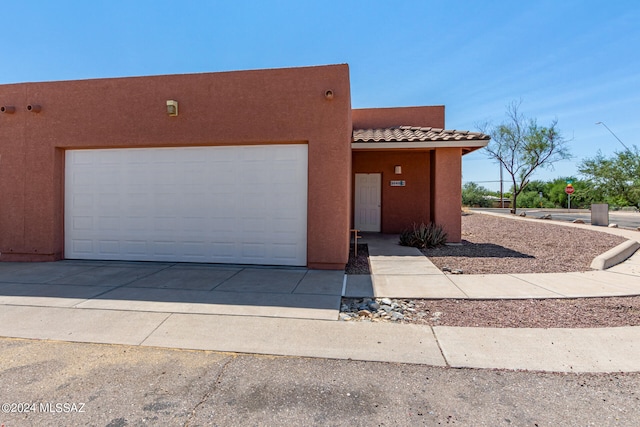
[345, 244, 370, 275]
[343, 212, 640, 328]
[422, 212, 628, 274]
[411, 297, 640, 328]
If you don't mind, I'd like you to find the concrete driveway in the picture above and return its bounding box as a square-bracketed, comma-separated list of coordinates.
[0, 260, 344, 320]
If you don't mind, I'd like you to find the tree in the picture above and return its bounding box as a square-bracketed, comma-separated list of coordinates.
[545, 177, 595, 209]
[461, 182, 492, 207]
[480, 101, 571, 213]
[578, 147, 640, 207]
[514, 180, 552, 208]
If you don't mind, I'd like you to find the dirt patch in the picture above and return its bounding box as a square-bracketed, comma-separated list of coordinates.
[410, 296, 640, 328]
[421, 213, 627, 274]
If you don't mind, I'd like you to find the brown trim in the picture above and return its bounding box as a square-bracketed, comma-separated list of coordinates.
[308, 262, 346, 270]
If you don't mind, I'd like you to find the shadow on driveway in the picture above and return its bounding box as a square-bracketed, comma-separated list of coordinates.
[0, 261, 344, 320]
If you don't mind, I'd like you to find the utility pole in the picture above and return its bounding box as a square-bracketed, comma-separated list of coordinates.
[500, 163, 504, 208]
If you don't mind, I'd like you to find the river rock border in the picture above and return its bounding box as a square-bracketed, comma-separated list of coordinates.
[339, 297, 442, 323]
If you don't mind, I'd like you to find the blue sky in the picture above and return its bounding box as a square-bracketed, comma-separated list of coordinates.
[2, 1, 639, 191]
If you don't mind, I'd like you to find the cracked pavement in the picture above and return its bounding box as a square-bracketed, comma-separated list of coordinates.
[2, 338, 640, 426]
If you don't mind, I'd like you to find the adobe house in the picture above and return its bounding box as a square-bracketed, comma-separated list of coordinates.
[0, 64, 488, 270]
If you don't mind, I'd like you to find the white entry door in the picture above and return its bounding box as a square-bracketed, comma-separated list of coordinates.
[65, 145, 308, 266]
[354, 173, 381, 232]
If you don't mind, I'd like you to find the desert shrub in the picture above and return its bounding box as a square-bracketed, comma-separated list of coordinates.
[462, 182, 492, 207]
[399, 222, 448, 249]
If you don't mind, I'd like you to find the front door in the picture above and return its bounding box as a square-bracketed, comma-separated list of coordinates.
[354, 173, 381, 232]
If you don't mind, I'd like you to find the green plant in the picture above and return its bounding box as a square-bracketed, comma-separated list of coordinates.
[399, 222, 448, 249]
[461, 182, 493, 207]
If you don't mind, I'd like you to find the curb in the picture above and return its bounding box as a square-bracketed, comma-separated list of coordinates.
[590, 240, 640, 270]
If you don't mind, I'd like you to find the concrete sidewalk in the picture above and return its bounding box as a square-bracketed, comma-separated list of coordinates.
[344, 232, 640, 299]
[1, 304, 639, 373]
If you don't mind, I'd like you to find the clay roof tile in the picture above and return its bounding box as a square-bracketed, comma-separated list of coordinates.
[353, 126, 490, 143]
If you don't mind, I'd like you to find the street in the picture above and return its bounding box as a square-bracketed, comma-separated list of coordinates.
[472, 208, 640, 230]
[1, 338, 638, 426]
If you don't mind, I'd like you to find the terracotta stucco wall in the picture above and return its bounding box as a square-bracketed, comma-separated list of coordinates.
[352, 106, 444, 129]
[0, 65, 352, 269]
[430, 148, 462, 242]
[352, 151, 430, 233]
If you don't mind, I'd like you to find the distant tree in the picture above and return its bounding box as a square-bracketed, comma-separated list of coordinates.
[515, 191, 553, 208]
[546, 177, 596, 209]
[522, 179, 547, 194]
[578, 147, 640, 208]
[508, 177, 595, 209]
[461, 182, 492, 207]
[480, 101, 571, 214]
[514, 180, 552, 208]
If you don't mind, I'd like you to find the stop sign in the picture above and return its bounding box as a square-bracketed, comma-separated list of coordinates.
[565, 185, 575, 194]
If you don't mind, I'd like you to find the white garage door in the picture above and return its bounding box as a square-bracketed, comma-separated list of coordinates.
[65, 145, 308, 266]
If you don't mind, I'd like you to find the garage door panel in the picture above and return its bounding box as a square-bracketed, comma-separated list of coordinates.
[97, 216, 120, 231]
[72, 216, 94, 231]
[123, 216, 149, 232]
[65, 145, 307, 266]
[71, 239, 93, 254]
[154, 217, 178, 231]
[123, 240, 148, 255]
[182, 217, 206, 232]
[98, 240, 120, 255]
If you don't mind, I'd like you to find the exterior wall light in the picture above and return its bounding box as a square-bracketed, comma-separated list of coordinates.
[394, 165, 402, 174]
[166, 100, 178, 116]
[0, 106, 16, 114]
[27, 104, 42, 113]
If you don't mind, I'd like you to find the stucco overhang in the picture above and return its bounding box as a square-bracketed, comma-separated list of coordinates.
[352, 126, 490, 154]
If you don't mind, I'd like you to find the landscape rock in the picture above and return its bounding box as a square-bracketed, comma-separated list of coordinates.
[608, 223, 618, 228]
[452, 269, 464, 274]
[340, 297, 418, 323]
[572, 219, 585, 224]
[391, 312, 404, 321]
[381, 298, 392, 306]
[519, 212, 526, 217]
[339, 313, 353, 321]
